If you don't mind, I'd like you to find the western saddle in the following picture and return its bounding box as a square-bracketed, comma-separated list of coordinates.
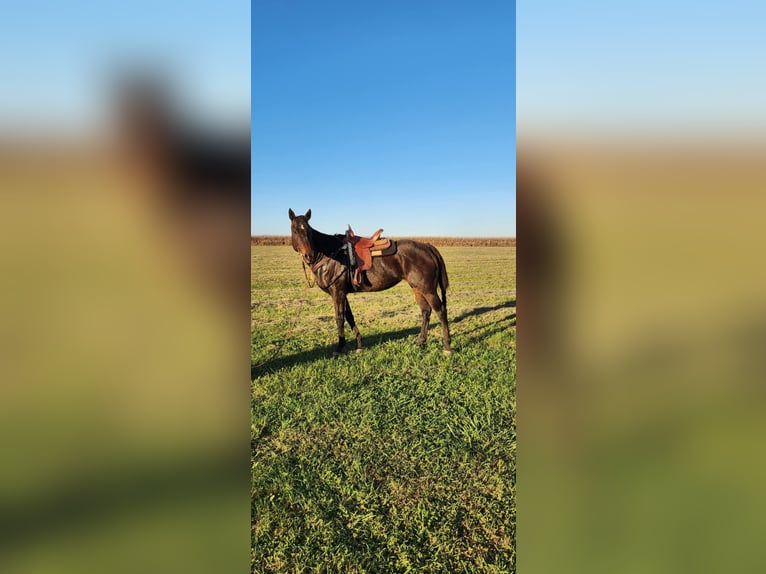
[344, 225, 393, 287]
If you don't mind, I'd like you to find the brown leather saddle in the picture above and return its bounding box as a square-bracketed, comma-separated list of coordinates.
[345, 225, 396, 287]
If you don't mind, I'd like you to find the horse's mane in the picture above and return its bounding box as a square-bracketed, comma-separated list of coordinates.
[311, 227, 345, 260]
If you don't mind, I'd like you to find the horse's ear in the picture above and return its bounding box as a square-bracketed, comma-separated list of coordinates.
[288, 208, 295, 220]
[305, 209, 311, 221]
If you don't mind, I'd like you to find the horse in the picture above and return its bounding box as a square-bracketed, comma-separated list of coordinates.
[288, 208, 452, 356]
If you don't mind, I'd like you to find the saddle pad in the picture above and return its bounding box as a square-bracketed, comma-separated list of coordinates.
[371, 240, 397, 258]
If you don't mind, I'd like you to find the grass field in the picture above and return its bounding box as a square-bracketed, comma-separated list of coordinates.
[252, 245, 516, 573]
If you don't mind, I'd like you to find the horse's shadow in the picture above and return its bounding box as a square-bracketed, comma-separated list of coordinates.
[251, 298, 516, 378]
[452, 299, 516, 323]
[251, 324, 422, 378]
[452, 299, 516, 339]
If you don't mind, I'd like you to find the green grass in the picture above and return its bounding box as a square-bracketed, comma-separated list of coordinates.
[252, 246, 516, 573]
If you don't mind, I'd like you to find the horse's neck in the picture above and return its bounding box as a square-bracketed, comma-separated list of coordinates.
[312, 229, 342, 256]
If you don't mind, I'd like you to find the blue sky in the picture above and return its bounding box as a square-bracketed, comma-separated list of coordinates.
[252, 1, 516, 237]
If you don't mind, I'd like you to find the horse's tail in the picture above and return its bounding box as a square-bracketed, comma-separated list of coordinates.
[428, 244, 449, 308]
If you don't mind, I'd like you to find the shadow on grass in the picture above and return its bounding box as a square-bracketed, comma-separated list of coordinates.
[251, 298, 516, 378]
[251, 325, 422, 378]
[459, 314, 517, 343]
[451, 299, 516, 344]
[452, 299, 516, 324]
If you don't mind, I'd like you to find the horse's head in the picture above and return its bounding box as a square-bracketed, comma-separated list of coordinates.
[288, 208, 313, 255]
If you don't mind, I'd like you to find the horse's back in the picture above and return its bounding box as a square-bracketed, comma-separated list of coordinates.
[374, 239, 445, 293]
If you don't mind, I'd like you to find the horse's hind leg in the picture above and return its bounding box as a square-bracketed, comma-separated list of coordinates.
[424, 291, 452, 354]
[344, 298, 364, 352]
[412, 289, 431, 347]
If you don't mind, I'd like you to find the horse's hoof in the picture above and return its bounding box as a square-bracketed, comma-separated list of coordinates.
[332, 351, 341, 358]
[443, 349, 453, 356]
[355, 348, 364, 354]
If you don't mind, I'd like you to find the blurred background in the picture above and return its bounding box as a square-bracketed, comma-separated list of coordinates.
[0, 2, 249, 573]
[518, 2, 766, 573]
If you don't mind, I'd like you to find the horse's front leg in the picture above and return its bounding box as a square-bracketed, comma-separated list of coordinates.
[345, 298, 363, 352]
[331, 290, 347, 357]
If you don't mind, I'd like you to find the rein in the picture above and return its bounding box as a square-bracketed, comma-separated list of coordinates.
[251, 262, 311, 371]
[302, 259, 315, 288]
[302, 249, 346, 289]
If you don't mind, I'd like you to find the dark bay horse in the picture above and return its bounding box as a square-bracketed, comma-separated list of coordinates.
[288, 208, 452, 356]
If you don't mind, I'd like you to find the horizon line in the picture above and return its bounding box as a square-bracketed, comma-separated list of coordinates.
[251, 234, 517, 239]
